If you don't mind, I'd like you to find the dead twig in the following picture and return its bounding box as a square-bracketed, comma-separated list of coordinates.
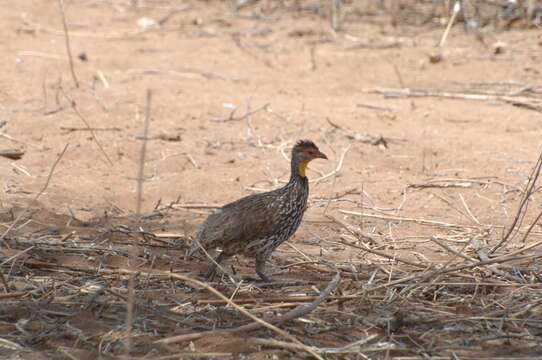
[429, 237, 475, 262]
[156, 272, 340, 355]
[57, 347, 78, 360]
[135, 90, 152, 217]
[408, 181, 473, 189]
[60, 126, 122, 132]
[369, 88, 542, 112]
[327, 118, 389, 147]
[211, 103, 270, 122]
[339, 234, 426, 269]
[57, 0, 79, 88]
[0, 148, 25, 160]
[311, 144, 351, 183]
[516, 208, 542, 246]
[0, 246, 35, 266]
[491, 149, 542, 253]
[172, 203, 221, 209]
[251, 333, 378, 355]
[356, 103, 395, 112]
[152, 353, 232, 359]
[0, 271, 9, 293]
[339, 209, 481, 229]
[197, 293, 352, 305]
[0, 291, 28, 299]
[125, 89, 152, 354]
[438, 1, 461, 47]
[60, 89, 113, 166]
[458, 193, 481, 225]
[140, 269, 328, 360]
[262, 272, 339, 326]
[249, 338, 321, 355]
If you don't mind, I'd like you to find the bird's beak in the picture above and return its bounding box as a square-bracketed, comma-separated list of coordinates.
[319, 151, 328, 160]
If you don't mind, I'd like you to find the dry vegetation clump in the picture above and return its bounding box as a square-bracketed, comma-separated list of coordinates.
[1, 189, 542, 359]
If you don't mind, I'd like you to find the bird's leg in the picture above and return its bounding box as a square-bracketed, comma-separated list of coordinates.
[255, 256, 271, 283]
[204, 252, 227, 281]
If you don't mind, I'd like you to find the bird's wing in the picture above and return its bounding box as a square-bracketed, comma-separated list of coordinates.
[190, 191, 284, 254]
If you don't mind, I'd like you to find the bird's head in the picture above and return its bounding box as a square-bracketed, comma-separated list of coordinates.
[291, 140, 328, 177]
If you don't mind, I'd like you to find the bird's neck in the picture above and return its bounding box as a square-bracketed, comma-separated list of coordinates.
[290, 158, 309, 183]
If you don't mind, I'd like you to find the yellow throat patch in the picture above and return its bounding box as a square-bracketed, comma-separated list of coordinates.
[298, 161, 309, 177]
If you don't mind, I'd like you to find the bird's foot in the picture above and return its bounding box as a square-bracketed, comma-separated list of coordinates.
[203, 266, 219, 282]
[257, 271, 272, 283]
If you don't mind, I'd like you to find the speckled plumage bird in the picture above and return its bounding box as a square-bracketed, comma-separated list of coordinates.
[189, 140, 327, 282]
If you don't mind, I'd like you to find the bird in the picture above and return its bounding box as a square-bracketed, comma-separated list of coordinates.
[189, 140, 328, 282]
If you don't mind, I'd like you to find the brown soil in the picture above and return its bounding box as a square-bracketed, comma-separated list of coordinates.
[1, 1, 542, 359]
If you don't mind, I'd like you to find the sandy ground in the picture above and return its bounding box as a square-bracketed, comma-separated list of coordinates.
[1, 0, 542, 358]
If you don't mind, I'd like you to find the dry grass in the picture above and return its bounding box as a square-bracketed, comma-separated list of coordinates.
[1, 174, 541, 358]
